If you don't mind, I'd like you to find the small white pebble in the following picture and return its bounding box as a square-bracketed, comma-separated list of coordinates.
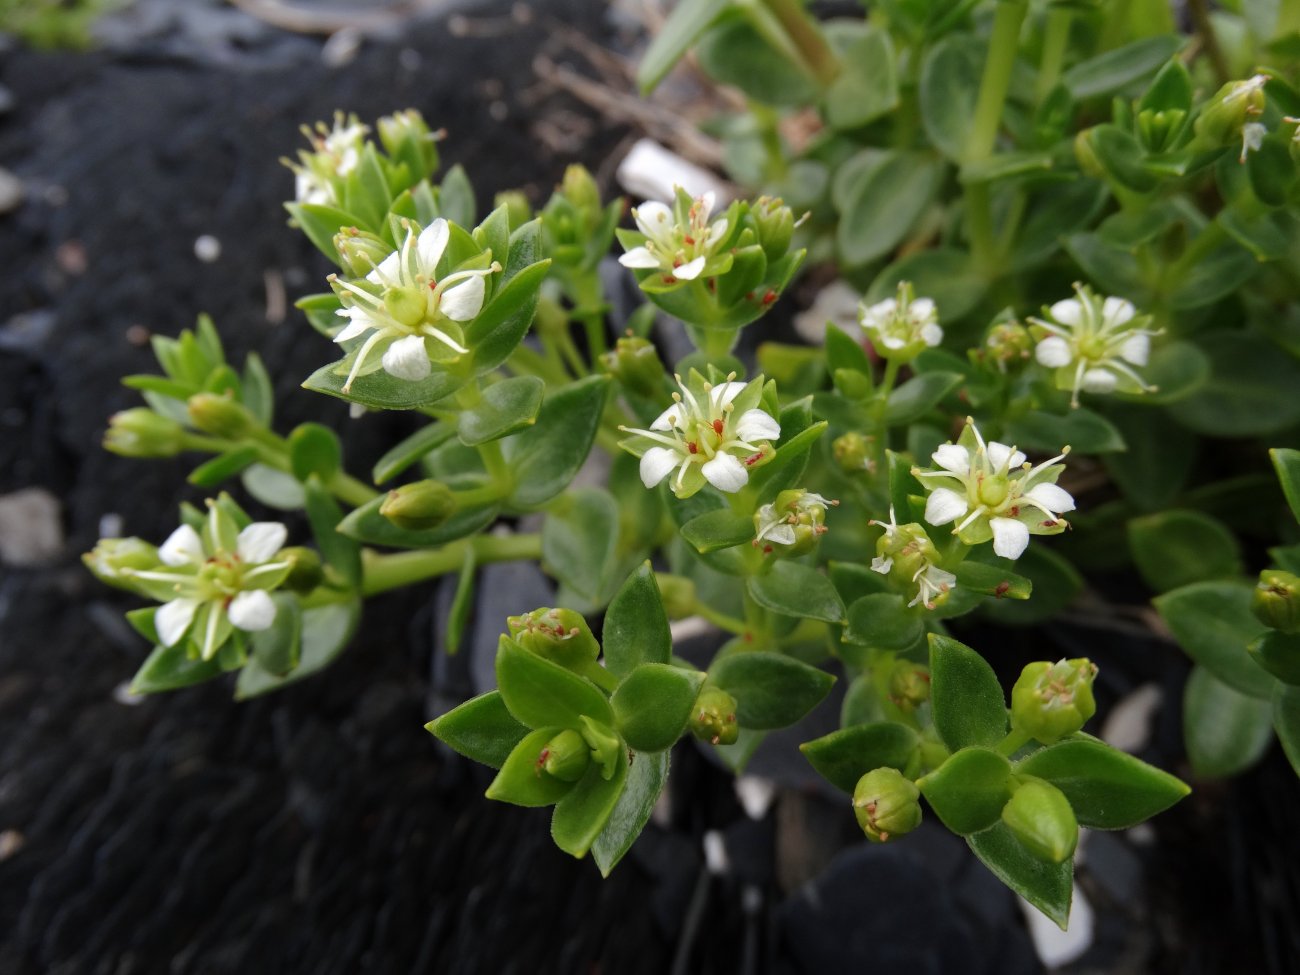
[98, 512, 124, 538]
[1101, 683, 1162, 753]
[1021, 882, 1094, 966]
[194, 235, 221, 263]
[113, 681, 145, 706]
[734, 775, 776, 820]
[702, 829, 729, 876]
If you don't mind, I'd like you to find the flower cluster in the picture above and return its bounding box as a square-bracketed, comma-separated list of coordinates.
[754, 489, 837, 554]
[1028, 284, 1160, 408]
[288, 113, 369, 207]
[618, 188, 732, 286]
[329, 218, 499, 391]
[859, 281, 942, 360]
[912, 419, 1074, 560]
[619, 372, 779, 497]
[870, 509, 956, 610]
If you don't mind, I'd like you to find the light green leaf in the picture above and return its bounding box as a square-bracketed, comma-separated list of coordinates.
[487, 728, 574, 807]
[592, 750, 669, 876]
[799, 722, 920, 793]
[709, 651, 835, 730]
[1061, 35, 1184, 99]
[837, 152, 942, 266]
[496, 636, 613, 730]
[427, 690, 530, 770]
[542, 488, 619, 603]
[1154, 581, 1275, 699]
[929, 634, 1008, 751]
[747, 561, 846, 623]
[611, 663, 705, 752]
[1183, 665, 1274, 778]
[919, 746, 1014, 835]
[552, 743, 630, 858]
[681, 508, 755, 553]
[885, 372, 963, 426]
[968, 823, 1073, 929]
[503, 376, 610, 508]
[1128, 509, 1243, 593]
[1170, 332, 1300, 436]
[235, 601, 360, 699]
[602, 562, 672, 680]
[458, 376, 544, 446]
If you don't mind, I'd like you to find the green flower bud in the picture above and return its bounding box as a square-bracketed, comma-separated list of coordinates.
[1001, 779, 1078, 864]
[494, 190, 533, 231]
[104, 408, 185, 458]
[832, 432, 875, 474]
[1010, 658, 1099, 744]
[186, 393, 255, 439]
[1192, 76, 1267, 150]
[278, 546, 325, 593]
[538, 729, 591, 783]
[377, 108, 439, 178]
[1073, 128, 1107, 179]
[888, 661, 931, 712]
[754, 489, 836, 557]
[334, 227, 393, 277]
[560, 163, 601, 216]
[82, 536, 160, 589]
[982, 322, 1034, 372]
[655, 573, 697, 620]
[852, 767, 922, 843]
[1136, 107, 1188, 153]
[600, 335, 666, 399]
[689, 687, 739, 745]
[507, 607, 601, 670]
[751, 195, 795, 261]
[1252, 570, 1300, 633]
[379, 480, 457, 532]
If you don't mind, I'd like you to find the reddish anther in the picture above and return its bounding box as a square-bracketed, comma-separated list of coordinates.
[712, 419, 725, 436]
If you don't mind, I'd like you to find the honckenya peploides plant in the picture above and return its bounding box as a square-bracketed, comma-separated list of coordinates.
[85, 0, 1300, 938]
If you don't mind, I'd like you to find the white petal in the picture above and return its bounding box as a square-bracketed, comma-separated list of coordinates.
[674, 256, 706, 280]
[439, 274, 486, 322]
[697, 191, 716, 219]
[702, 452, 748, 493]
[1119, 333, 1150, 366]
[704, 218, 729, 247]
[1081, 368, 1117, 393]
[910, 298, 936, 320]
[762, 524, 798, 546]
[159, 524, 204, 567]
[236, 522, 288, 563]
[710, 381, 748, 411]
[382, 335, 432, 382]
[634, 201, 673, 238]
[733, 408, 780, 443]
[1035, 336, 1073, 368]
[920, 322, 944, 347]
[924, 487, 969, 526]
[932, 444, 970, 476]
[334, 313, 373, 343]
[228, 590, 277, 632]
[1102, 296, 1135, 327]
[990, 517, 1030, 559]
[880, 334, 906, 349]
[650, 405, 682, 431]
[870, 555, 893, 574]
[156, 597, 201, 646]
[1050, 299, 1083, 327]
[987, 442, 1026, 471]
[639, 447, 680, 488]
[1026, 482, 1076, 514]
[618, 246, 661, 269]
[416, 219, 450, 269]
[366, 250, 401, 286]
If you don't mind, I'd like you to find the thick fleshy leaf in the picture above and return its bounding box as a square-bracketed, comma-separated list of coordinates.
[611, 664, 705, 752]
[1016, 736, 1189, 829]
[1061, 35, 1183, 99]
[747, 561, 845, 623]
[235, 600, 360, 699]
[427, 690, 529, 769]
[1271, 448, 1300, 525]
[188, 446, 260, 488]
[837, 151, 942, 266]
[636, 0, 732, 93]
[885, 372, 963, 426]
[457, 376, 544, 446]
[503, 376, 610, 508]
[130, 641, 224, 694]
[542, 488, 619, 603]
[968, 822, 1073, 930]
[602, 562, 672, 680]
[1128, 510, 1243, 593]
[467, 260, 551, 375]
[496, 636, 613, 730]
[288, 423, 343, 483]
[486, 728, 573, 807]
[842, 593, 925, 656]
[1274, 684, 1300, 777]
[919, 35, 982, 161]
[248, 593, 301, 676]
[592, 750, 669, 876]
[953, 561, 1032, 600]
[748, 421, 828, 505]
[551, 743, 630, 858]
[303, 475, 361, 590]
[929, 634, 1008, 751]
[372, 422, 456, 484]
[799, 722, 920, 794]
[1170, 332, 1300, 437]
[680, 508, 754, 553]
[1004, 409, 1125, 454]
[337, 490, 499, 549]
[919, 746, 1014, 835]
[1183, 665, 1274, 779]
[1154, 582, 1274, 699]
[303, 358, 467, 411]
[708, 651, 835, 730]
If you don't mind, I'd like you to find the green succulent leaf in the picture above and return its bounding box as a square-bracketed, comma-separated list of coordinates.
[458, 376, 544, 446]
[800, 722, 921, 793]
[929, 634, 1008, 751]
[426, 690, 529, 770]
[552, 744, 631, 858]
[968, 822, 1073, 930]
[496, 636, 613, 730]
[592, 750, 669, 876]
[611, 663, 706, 752]
[709, 651, 835, 730]
[1183, 665, 1275, 779]
[1154, 581, 1274, 699]
[919, 746, 1015, 835]
[747, 561, 846, 623]
[487, 728, 574, 807]
[603, 562, 672, 680]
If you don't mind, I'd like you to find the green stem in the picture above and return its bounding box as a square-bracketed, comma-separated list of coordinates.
[761, 0, 841, 86]
[360, 532, 542, 597]
[1187, 0, 1230, 85]
[578, 659, 620, 693]
[572, 272, 609, 363]
[1035, 6, 1072, 106]
[693, 600, 750, 636]
[995, 727, 1032, 757]
[455, 382, 513, 486]
[327, 471, 380, 507]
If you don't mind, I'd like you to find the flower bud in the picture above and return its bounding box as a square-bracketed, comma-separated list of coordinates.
[1001, 779, 1078, 864]
[278, 546, 324, 593]
[379, 480, 457, 532]
[600, 335, 666, 399]
[689, 687, 739, 745]
[751, 195, 795, 261]
[1252, 570, 1300, 633]
[852, 767, 922, 843]
[1192, 76, 1267, 151]
[494, 190, 533, 231]
[377, 109, 439, 178]
[655, 573, 697, 620]
[982, 322, 1033, 372]
[334, 227, 394, 277]
[82, 537, 160, 589]
[538, 729, 591, 783]
[104, 408, 185, 458]
[888, 661, 931, 712]
[186, 393, 255, 439]
[1010, 658, 1098, 744]
[507, 607, 601, 670]
[560, 163, 601, 216]
[1073, 128, 1107, 179]
[754, 489, 835, 557]
[832, 432, 875, 474]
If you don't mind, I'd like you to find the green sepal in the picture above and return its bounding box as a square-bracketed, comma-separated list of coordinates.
[426, 690, 529, 770]
[486, 727, 574, 807]
[800, 722, 921, 794]
[708, 651, 835, 730]
[1016, 736, 1190, 829]
[578, 715, 623, 779]
[602, 562, 672, 680]
[929, 634, 1008, 751]
[918, 746, 1014, 835]
[611, 663, 706, 752]
[496, 635, 613, 730]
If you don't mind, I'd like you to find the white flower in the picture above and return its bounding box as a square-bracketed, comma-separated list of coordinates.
[619, 371, 779, 498]
[122, 503, 293, 660]
[912, 418, 1074, 560]
[1028, 284, 1161, 408]
[859, 281, 942, 360]
[618, 188, 732, 285]
[870, 507, 956, 610]
[329, 218, 500, 392]
[289, 113, 370, 206]
[753, 490, 836, 550]
[1240, 121, 1267, 163]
